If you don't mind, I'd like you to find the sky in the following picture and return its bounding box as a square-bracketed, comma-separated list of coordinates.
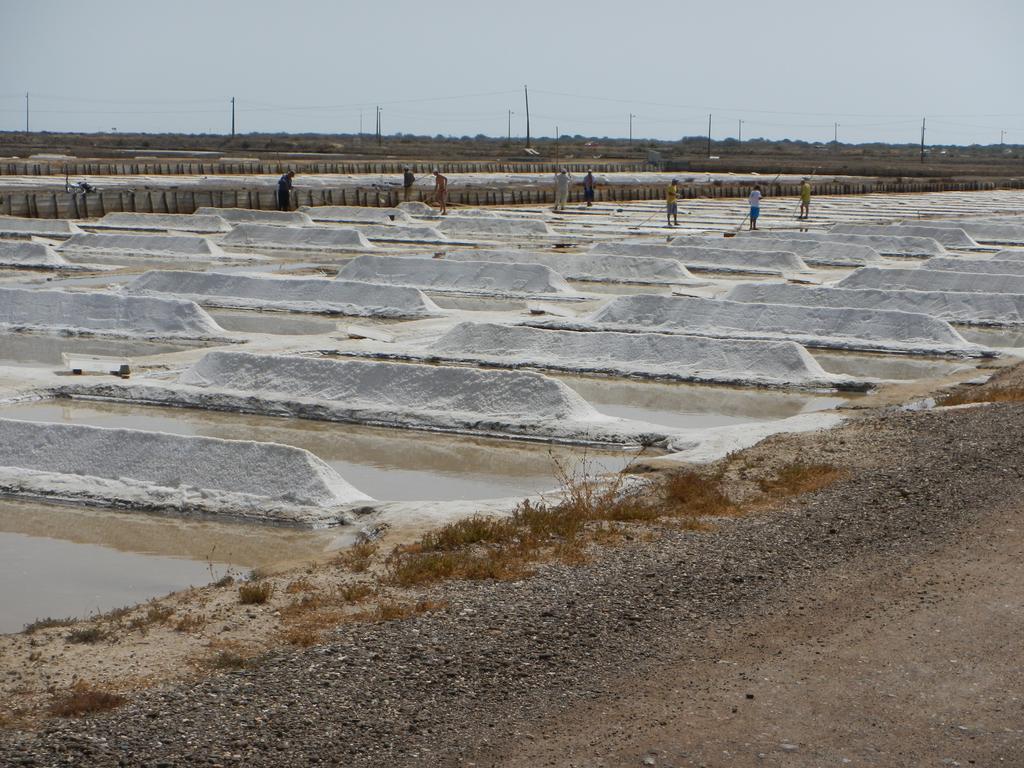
[1, 0, 1022, 146]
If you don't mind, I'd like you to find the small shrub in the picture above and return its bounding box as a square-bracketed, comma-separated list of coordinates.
[24, 616, 75, 634]
[174, 614, 207, 633]
[662, 470, 737, 516]
[337, 583, 374, 603]
[65, 626, 108, 644]
[759, 462, 843, 498]
[238, 581, 273, 605]
[129, 603, 174, 631]
[418, 515, 517, 551]
[335, 540, 378, 572]
[212, 574, 235, 588]
[943, 384, 1024, 407]
[49, 683, 125, 717]
[281, 626, 321, 647]
[207, 650, 250, 670]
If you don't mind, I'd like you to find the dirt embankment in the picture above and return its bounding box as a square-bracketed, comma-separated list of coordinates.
[1, 366, 1022, 766]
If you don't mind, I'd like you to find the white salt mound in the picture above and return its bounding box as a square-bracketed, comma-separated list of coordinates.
[397, 201, 439, 217]
[0, 216, 82, 239]
[300, 206, 414, 225]
[739, 230, 945, 257]
[0, 418, 369, 526]
[127, 270, 441, 318]
[91, 212, 231, 234]
[837, 267, 1024, 296]
[670, 235, 882, 267]
[0, 240, 70, 268]
[590, 241, 808, 274]
[832, 223, 978, 249]
[576, 294, 987, 356]
[221, 223, 373, 251]
[194, 207, 315, 226]
[0, 286, 227, 340]
[900, 219, 1024, 245]
[436, 217, 556, 237]
[443, 248, 702, 285]
[337, 254, 577, 296]
[725, 282, 1024, 326]
[59, 232, 227, 258]
[347, 224, 448, 243]
[426, 322, 854, 389]
[920, 257, 1024, 276]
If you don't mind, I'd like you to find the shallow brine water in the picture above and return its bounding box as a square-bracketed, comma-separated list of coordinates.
[0, 399, 631, 502]
[207, 309, 339, 336]
[0, 334, 188, 368]
[811, 350, 977, 381]
[0, 498, 343, 634]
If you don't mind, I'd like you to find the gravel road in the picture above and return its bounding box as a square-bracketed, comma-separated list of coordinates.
[2, 400, 1023, 767]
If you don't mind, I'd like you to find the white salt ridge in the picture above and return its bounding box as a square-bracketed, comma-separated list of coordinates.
[337, 254, 580, 298]
[299, 206, 414, 225]
[590, 241, 808, 275]
[221, 223, 373, 251]
[194, 207, 315, 226]
[991, 249, 1024, 261]
[348, 224, 449, 244]
[89, 212, 231, 234]
[535, 294, 989, 357]
[0, 418, 369, 527]
[0, 286, 229, 341]
[739, 230, 946, 257]
[0, 216, 82, 239]
[725, 282, 1024, 327]
[392, 322, 866, 390]
[0, 240, 74, 269]
[670, 235, 882, 267]
[59, 232, 228, 259]
[397, 201, 439, 217]
[838, 266, 1024, 296]
[127, 270, 441, 318]
[442, 248, 706, 285]
[831, 223, 979, 249]
[900, 219, 1024, 245]
[921, 257, 1024, 276]
[436, 217, 556, 237]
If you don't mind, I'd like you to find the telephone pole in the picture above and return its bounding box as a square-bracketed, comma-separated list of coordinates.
[707, 113, 712, 157]
[1001, 130, 1006, 145]
[508, 109, 513, 142]
[376, 106, 382, 146]
[629, 113, 635, 146]
[920, 117, 926, 163]
[230, 97, 235, 136]
[524, 85, 531, 148]
[25, 92, 29, 133]
[834, 122, 838, 144]
[738, 119, 743, 144]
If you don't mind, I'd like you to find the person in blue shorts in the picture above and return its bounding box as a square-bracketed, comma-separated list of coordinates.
[748, 184, 762, 230]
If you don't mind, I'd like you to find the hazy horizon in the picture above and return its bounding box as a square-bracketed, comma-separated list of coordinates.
[1, 0, 1021, 147]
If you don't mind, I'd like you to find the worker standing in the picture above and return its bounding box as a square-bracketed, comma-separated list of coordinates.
[748, 185, 762, 230]
[277, 170, 295, 211]
[553, 168, 571, 212]
[666, 178, 680, 227]
[432, 169, 448, 215]
[799, 177, 812, 219]
[583, 169, 595, 207]
[403, 167, 416, 202]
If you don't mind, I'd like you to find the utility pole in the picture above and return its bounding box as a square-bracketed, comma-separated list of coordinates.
[376, 106, 382, 146]
[555, 125, 559, 165]
[25, 92, 29, 133]
[1001, 130, 1006, 145]
[524, 85, 531, 148]
[629, 113, 635, 146]
[920, 117, 926, 163]
[707, 113, 712, 157]
[359, 111, 363, 136]
[508, 109, 513, 142]
[230, 97, 235, 136]
[738, 119, 743, 144]
[834, 122, 838, 144]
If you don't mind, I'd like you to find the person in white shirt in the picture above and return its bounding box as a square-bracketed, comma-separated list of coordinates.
[553, 168, 571, 211]
[748, 185, 763, 230]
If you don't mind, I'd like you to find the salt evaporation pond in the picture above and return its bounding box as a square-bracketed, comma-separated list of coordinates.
[207, 309, 339, 336]
[0, 498, 343, 634]
[0, 334, 188, 367]
[0, 400, 632, 501]
[957, 326, 1024, 350]
[810, 350, 978, 381]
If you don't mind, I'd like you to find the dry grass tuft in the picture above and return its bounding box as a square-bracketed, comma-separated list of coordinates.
[661, 469, 738, 517]
[23, 616, 76, 635]
[238, 581, 273, 605]
[174, 613, 207, 634]
[335, 540, 378, 573]
[49, 682, 126, 717]
[285, 577, 316, 594]
[337, 582, 375, 603]
[65, 626, 108, 645]
[128, 603, 174, 631]
[943, 384, 1024, 407]
[281, 626, 322, 647]
[759, 462, 844, 498]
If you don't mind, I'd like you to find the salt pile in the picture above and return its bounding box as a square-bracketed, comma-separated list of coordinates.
[0, 216, 82, 239]
[0, 286, 229, 341]
[299, 206, 414, 225]
[90, 212, 231, 234]
[347, 224, 449, 243]
[838, 266, 1024, 296]
[901, 219, 1024, 245]
[740, 230, 945, 258]
[436, 217, 556, 237]
[59, 232, 228, 259]
[670, 235, 882, 267]
[127, 270, 441, 318]
[443, 248, 705, 285]
[0, 240, 73, 269]
[0, 418, 369, 526]
[920, 257, 1024, 276]
[397, 201, 439, 217]
[725, 282, 1024, 326]
[832, 223, 978, 249]
[415, 322, 864, 390]
[544, 294, 989, 356]
[221, 223, 373, 251]
[337, 255, 579, 297]
[194, 207, 315, 226]
[590, 241, 808, 274]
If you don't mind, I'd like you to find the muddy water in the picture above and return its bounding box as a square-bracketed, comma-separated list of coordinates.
[0, 334, 187, 368]
[0, 400, 628, 501]
[957, 326, 1024, 351]
[557, 375, 849, 430]
[811, 350, 977, 381]
[0, 498, 343, 634]
[207, 309, 339, 336]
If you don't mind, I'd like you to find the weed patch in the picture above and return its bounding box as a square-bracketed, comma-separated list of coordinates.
[65, 626, 108, 645]
[49, 682, 125, 717]
[335, 540, 378, 572]
[943, 384, 1024, 407]
[759, 462, 844, 498]
[238, 581, 273, 605]
[23, 617, 75, 635]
